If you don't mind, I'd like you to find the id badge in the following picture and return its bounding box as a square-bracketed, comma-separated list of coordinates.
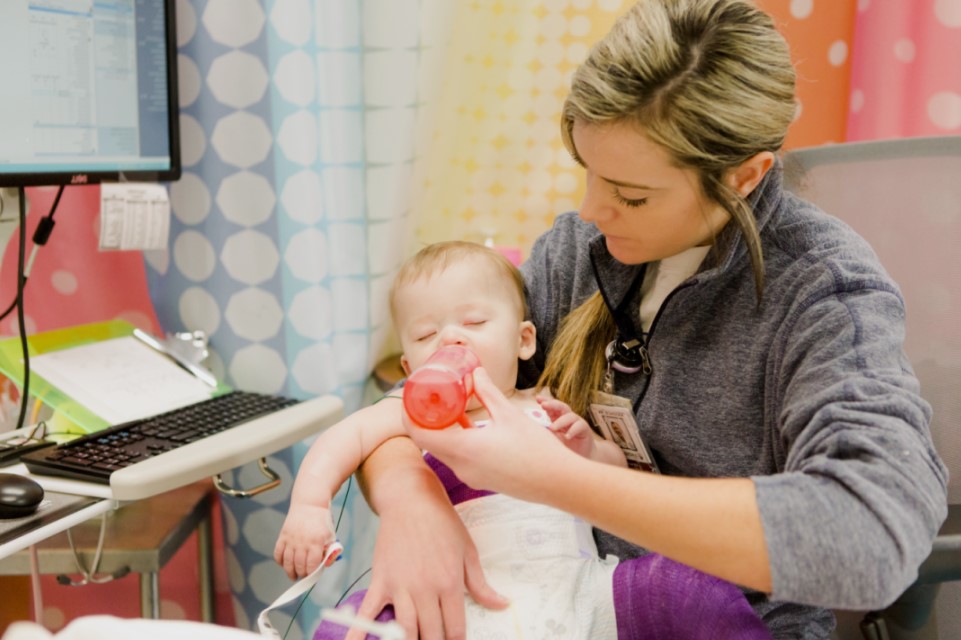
[588, 390, 659, 473]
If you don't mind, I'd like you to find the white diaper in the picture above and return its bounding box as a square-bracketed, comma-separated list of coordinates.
[456, 493, 618, 639]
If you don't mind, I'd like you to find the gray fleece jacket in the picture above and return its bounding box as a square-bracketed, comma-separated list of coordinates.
[518, 165, 948, 639]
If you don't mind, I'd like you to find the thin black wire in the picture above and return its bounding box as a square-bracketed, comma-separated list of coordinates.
[0, 185, 65, 323]
[14, 187, 29, 430]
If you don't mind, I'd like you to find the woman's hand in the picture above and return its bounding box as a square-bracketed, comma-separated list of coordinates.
[404, 368, 576, 502]
[347, 437, 507, 640]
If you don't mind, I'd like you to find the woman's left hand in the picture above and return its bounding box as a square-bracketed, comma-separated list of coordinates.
[403, 367, 575, 501]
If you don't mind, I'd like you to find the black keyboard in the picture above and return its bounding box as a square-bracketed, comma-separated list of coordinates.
[21, 391, 299, 484]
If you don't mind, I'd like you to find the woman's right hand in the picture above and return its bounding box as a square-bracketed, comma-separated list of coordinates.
[348, 438, 508, 640]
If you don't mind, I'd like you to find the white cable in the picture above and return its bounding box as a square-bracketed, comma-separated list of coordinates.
[29, 544, 43, 624]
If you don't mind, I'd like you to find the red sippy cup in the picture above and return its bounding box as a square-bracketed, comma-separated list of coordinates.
[403, 345, 481, 429]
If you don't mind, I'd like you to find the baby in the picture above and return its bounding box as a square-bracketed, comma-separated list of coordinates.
[274, 241, 771, 639]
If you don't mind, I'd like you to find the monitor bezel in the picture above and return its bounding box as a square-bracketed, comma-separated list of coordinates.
[0, 0, 181, 188]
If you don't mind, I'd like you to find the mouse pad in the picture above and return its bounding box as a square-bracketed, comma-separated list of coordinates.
[0, 491, 101, 547]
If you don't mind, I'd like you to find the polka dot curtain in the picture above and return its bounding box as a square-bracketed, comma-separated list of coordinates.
[147, 0, 452, 636]
[847, 0, 961, 140]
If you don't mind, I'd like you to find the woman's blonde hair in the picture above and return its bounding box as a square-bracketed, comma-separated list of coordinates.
[541, 0, 797, 416]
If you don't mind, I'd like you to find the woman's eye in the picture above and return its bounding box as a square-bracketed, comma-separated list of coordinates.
[610, 186, 648, 208]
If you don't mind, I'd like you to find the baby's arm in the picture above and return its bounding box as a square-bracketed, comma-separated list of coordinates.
[537, 395, 627, 467]
[274, 396, 405, 579]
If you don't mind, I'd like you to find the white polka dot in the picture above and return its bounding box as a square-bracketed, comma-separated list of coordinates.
[210, 112, 273, 169]
[539, 13, 568, 40]
[169, 171, 211, 225]
[894, 38, 915, 63]
[790, 0, 814, 19]
[173, 230, 216, 282]
[928, 92, 961, 130]
[270, 0, 313, 46]
[288, 286, 333, 339]
[225, 287, 283, 341]
[178, 115, 206, 167]
[277, 110, 318, 166]
[566, 42, 589, 64]
[226, 547, 247, 593]
[178, 286, 221, 337]
[243, 508, 286, 555]
[285, 229, 329, 283]
[935, 0, 961, 27]
[51, 270, 78, 295]
[217, 171, 276, 226]
[228, 342, 287, 393]
[43, 607, 66, 631]
[572, 0, 591, 8]
[175, 0, 197, 47]
[221, 230, 279, 285]
[249, 560, 290, 605]
[850, 89, 865, 113]
[115, 310, 155, 332]
[828, 40, 848, 66]
[223, 501, 239, 544]
[160, 600, 186, 620]
[232, 595, 251, 629]
[569, 15, 591, 37]
[552, 197, 577, 213]
[554, 172, 579, 194]
[207, 51, 269, 109]
[281, 170, 324, 223]
[273, 50, 316, 107]
[144, 248, 169, 275]
[598, 0, 623, 11]
[178, 54, 201, 107]
[291, 342, 339, 394]
[202, 0, 265, 48]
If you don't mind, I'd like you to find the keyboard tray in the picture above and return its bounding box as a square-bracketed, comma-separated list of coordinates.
[22, 392, 343, 501]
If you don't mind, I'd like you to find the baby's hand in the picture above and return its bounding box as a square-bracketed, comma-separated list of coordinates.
[274, 504, 339, 580]
[537, 396, 596, 460]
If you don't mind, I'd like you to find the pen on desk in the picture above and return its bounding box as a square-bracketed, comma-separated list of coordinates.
[132, 328, 218, 388]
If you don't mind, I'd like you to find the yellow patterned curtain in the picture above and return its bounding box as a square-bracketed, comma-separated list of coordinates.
[413, 0, 627, 260]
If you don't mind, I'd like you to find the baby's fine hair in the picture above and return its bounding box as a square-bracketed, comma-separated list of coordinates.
[389, 241, 527, 320]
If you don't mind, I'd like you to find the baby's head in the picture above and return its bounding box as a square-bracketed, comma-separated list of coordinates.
[389, 241, 535, 392]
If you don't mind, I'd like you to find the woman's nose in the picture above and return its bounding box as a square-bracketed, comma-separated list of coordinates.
[578, 172, 612, 224]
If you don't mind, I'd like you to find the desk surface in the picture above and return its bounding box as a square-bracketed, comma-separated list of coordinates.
[0, 481, 212, 573]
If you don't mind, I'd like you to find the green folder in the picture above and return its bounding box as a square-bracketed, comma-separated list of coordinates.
[0, 319, 227, 435]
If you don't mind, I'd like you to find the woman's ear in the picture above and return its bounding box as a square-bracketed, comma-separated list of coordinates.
[727, 151, 775, 197]
[518, 321, 537, 361]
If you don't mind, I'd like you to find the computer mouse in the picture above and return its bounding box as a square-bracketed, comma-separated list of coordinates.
[0, 472, 44, 519]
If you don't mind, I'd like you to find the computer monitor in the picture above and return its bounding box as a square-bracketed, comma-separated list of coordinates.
[0, 0, 181, 188]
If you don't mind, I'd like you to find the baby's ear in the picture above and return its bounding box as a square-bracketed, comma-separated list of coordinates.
[400, 354, 412, 376]
[518, 320, 536, 361]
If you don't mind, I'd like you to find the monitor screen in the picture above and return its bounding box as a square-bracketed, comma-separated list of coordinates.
[0, 0, 180, 187]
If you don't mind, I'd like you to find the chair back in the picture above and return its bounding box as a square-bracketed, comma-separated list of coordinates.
[782, 136, 961, 639]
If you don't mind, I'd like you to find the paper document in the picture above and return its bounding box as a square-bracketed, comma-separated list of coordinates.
[29, 336, 213, 424]
[99, 183, 171, 251]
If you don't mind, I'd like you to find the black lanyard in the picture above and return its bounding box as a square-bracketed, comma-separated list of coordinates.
[589, 253, 648, 374]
